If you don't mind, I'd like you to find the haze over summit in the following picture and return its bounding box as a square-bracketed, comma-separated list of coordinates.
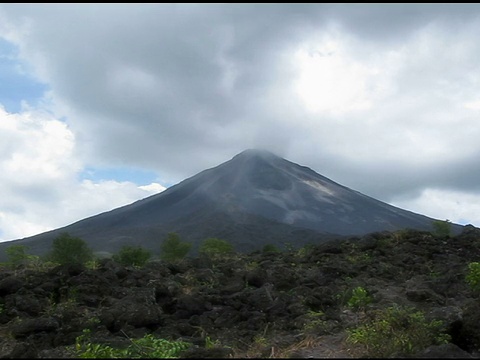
[1, 4, 480, 242]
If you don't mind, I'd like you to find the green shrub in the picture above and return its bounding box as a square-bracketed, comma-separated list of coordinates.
[303, 310, 327, 332]
[160, 232, 192, 262]
[347, 286, 372, 310]
[5, 245, 30, 267]
[199, 238, 234, 258]
[432, 219, 452, 238]
[466, 262, 480, 293]
[4, 245, 56, 271]
[75, 329, 190, 358]
[48, 232, 93, 266]
[262, 244, 280, 253]
[296, 244, 315, 258]
[347, 305, 450, 357]
[113, 245, 151, 267]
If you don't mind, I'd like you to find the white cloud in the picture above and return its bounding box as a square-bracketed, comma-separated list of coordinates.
[139, 183, 167, 193]
[0, 106, 164, 241]
[391, 188, 480, 226]
[293, 28, 390, 115]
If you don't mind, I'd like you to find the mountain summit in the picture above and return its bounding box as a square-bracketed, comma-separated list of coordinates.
[0, 149, 459, 257]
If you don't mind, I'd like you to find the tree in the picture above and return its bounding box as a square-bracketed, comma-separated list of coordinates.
[5, 245, 30, 267]
[160, 232, 191, 262]
[113, 245, 151, 267]
[199, 237, 234, 258]
[466, 262, 480, 293]
[432, 219, 452, 238]
[48, 232, 93, 265]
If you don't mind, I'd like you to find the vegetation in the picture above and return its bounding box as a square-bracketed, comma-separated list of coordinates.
[199, 237, 234, 258]
[466, 261, 480, 293]
[432, 219, 452, 238]
[112, 245, 151, 267]
[160, 232, 192, 262]
[347, 286, 373, 310]
[302, 310, 327, 332]
[47, 232, 94, 266]
[347, 305, 450, 357]
[5, 245, 30, 267]
[75, 329, 190, 358]
[262, 244, 280, 253]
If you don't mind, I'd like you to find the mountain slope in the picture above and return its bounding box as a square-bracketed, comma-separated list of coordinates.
[0, 149, 461, 258]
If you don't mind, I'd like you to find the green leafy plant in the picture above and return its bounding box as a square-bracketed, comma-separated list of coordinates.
[466, 261, 480, 293]
[85, 316, 101, 329]
[347, 305, 450, 357]
[347, 286, 373, 310]
[432, 219, 452, 238]
[47, 232, 93, 266]
[160, 232, 192, 262]
[303, 310, 327, 332]
[75, 329, 191, 358]
[4, 245, 50, 271]
[204, 335, 221, 349]
[113, 245, 151, 267]
[296, 244, 315, 258]
[5, 245, 30, 267]
[86, 258, 101, 270]
[199, 238, 234, 258]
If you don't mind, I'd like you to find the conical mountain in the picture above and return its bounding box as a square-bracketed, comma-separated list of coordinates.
[0, 149, 461, 258]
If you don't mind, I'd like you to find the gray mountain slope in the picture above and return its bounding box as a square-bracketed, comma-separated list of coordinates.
[0, 149, 462, 258]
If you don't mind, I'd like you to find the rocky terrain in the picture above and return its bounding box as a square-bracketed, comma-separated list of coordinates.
[1, 226, 480, 358]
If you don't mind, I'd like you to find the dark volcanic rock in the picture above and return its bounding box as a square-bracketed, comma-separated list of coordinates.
[11, 316, 60, 337]
[0, 276, 24, 296]
[0, 230, 480, 358]
[413, 343, 476, 358]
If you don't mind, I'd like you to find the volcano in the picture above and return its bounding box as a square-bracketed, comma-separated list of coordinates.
[0, 149, 460, 258]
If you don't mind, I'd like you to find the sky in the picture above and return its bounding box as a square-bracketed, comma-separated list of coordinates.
[1, 3, 480, 242]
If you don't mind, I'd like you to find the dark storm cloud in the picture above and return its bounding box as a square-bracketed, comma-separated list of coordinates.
[2, 3, 480, 224]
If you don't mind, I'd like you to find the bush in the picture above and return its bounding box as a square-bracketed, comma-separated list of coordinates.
[113, 245, 151, 267]
[466, 262, 480, 293]
[347, 304, 450, 357]
[199, 238, 234, 258]
[75, 329, 190, 358]
[48, 232, 93, 266]
[432, 219, 452, 238]
[5, 245, 30, 267]
[160, 233, 192, 262]
[347, 286, 372, 310]
[262, 244, 280, 253]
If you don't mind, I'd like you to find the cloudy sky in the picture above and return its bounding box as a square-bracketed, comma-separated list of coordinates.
[1, 3, 480, 242]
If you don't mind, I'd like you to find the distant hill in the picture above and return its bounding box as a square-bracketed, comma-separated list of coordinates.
[0, 149, 463, 259]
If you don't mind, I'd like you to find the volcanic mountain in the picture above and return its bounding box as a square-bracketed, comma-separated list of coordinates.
[0, 149, 462, 258]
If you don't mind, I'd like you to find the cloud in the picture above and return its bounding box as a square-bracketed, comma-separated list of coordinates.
[1, 4, 480, 238]
[391, 188, 480, 226]
[0, 106, 164, 241]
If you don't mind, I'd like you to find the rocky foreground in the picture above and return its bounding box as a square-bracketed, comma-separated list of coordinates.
[1, 227, 480, 358]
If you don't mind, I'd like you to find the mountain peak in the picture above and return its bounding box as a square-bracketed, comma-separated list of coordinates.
[235, 148, 281, 159]
[1, 148, 459, 259]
